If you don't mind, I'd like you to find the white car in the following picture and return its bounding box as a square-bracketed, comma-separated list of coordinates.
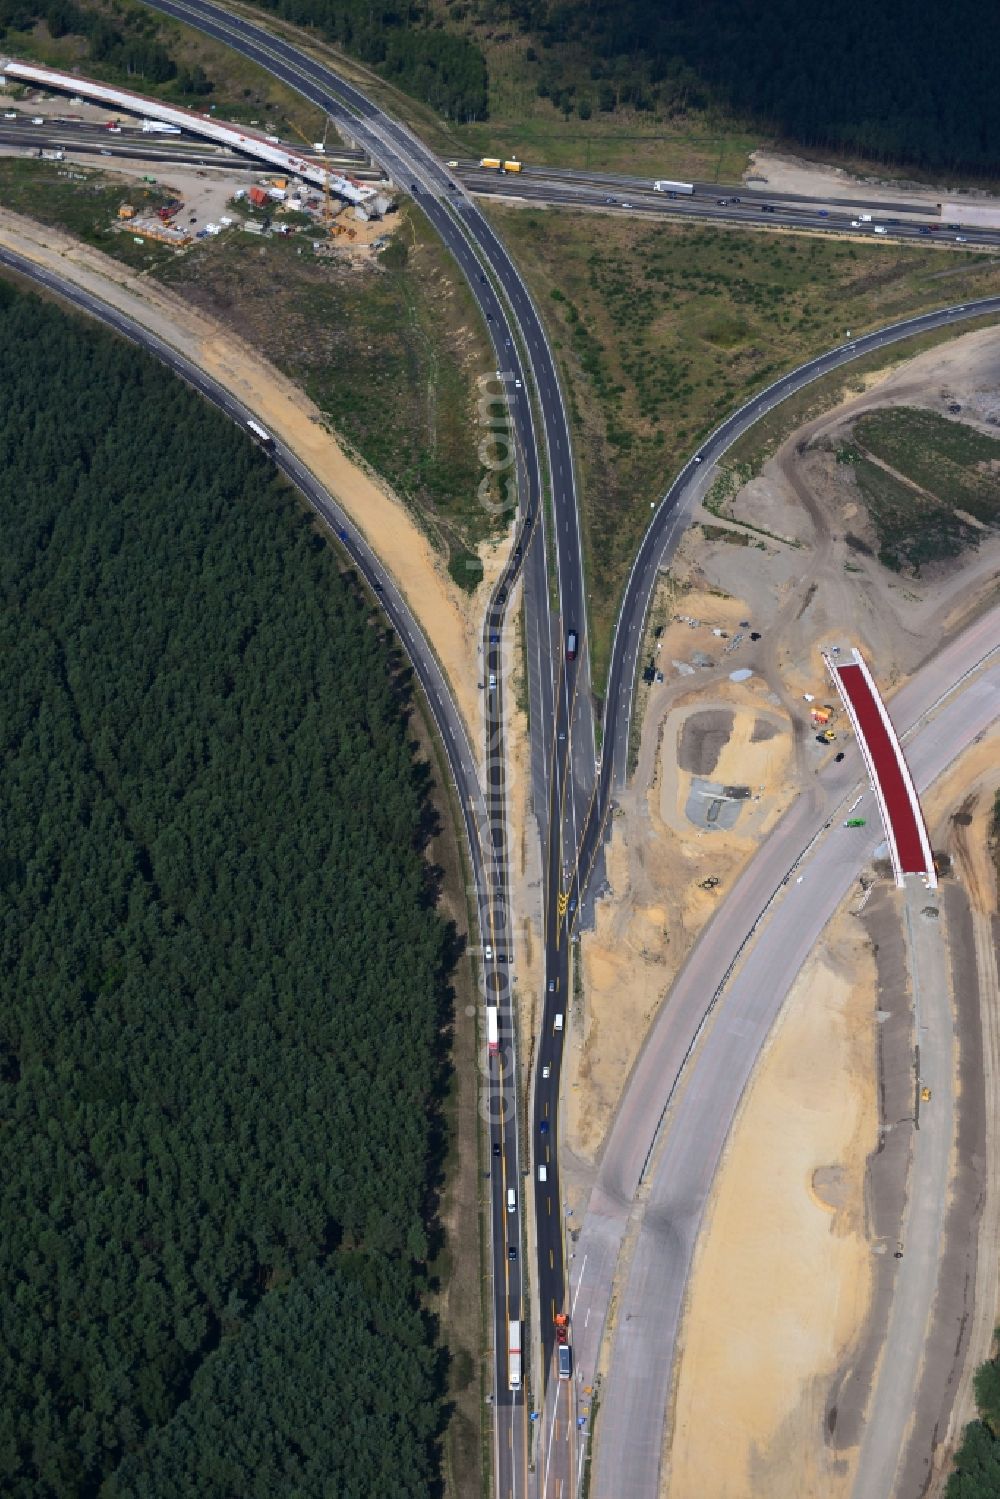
[542, 1064, 551, 1079]
[514, 378, 522, 389]
[4, 110, 17, 120]
[488, 672, 496, 690]
[484, 944, 493, 961]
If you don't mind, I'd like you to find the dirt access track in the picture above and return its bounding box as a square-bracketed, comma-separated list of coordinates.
[0, 205, 494, 747]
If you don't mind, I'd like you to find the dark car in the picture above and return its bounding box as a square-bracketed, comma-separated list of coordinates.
[508, 1245, 518, 1261]
[540, 1119, 550, 1135]
[492, 1142, 501, 1157]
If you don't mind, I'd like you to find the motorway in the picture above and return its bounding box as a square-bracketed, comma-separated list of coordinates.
[0, 113, 375, 172]
[456, 163, 1000, 249]
[102, 1, 593, 1487]
[13, 107, 1000, 254]
[8, 33, 1000, 1495]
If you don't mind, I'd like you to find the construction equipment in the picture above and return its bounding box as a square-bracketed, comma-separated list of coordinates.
[288, 116, 338, 232]
[816, 728, 837, 744]
[921, 1087, 932, 1102]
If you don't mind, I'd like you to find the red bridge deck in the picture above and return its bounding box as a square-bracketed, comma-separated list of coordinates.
[827, 651, 935, 886]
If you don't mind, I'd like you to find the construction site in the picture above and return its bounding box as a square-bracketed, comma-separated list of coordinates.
[0, 59, 398, 258]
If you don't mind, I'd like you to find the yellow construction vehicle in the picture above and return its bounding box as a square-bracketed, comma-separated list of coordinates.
[921, 1087, 932, 1102]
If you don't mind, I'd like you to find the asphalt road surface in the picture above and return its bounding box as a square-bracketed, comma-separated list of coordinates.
[570, 616, 1000, 1499]
[14, 41, 1000, 1497]
[98, 5, 593, 1488]
[850, 886, 955, 1499]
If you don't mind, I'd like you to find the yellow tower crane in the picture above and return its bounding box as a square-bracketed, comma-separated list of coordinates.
[287, 116, 339, 233]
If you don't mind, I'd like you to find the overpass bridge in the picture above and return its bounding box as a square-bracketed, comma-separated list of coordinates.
[0, 57, 378, 206]
[826, 647, 937, 887]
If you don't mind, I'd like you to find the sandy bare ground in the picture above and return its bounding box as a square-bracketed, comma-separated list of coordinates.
[565, 588, 797, 1167]
[746, 147, 1000, 214]
[569, 329, 1000, 1176]
[0, 204, 494, 745]
[666, 917, 877, 1499]
[567, 320, 1000, 1484]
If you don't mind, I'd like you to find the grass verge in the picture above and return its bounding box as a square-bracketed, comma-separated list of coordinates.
[481, 202, 1000, 687]
[0, 157, 176, 270]
[154, 206, 499, 560]
[408, 689, 486, 1499]
[841, 407, 1000, 571]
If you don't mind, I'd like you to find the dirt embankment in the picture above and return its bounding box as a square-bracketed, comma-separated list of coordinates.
[666, 916, 878, 1499]
[746, 148, 1000, 214]
[0, 205, 494, 746]
[567, 333, 1000, 1174]
[567, 321, 1000, 1470]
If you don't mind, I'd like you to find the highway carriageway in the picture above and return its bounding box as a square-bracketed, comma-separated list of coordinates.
[826, 648, 937, 887]
[456, 169, 1000, 249]
[0, 115, 380, 174]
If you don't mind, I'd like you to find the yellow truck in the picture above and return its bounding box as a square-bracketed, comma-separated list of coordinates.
[502, 159, 522, 173]
[479, 157, 502, 170]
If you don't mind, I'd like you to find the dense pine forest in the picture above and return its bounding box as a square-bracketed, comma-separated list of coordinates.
[248, 0, 487, 120]
[508, 0, 1000, 174]
[0, 280, 455, 1496]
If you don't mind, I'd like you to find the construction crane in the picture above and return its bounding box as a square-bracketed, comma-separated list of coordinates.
[287, 116, 338, 231]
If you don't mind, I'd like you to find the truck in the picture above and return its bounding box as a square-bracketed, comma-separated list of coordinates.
[554, 1312, 569, 1344]
[487, 1005, 499, 1056]
[508, 1321, 522, 1391]
[142, 120, 181, 135]
[557, 1344, 573, 1380]
[479, 157, 502, 170]
[502, 159, 522, 174]
[654, 179, 695, 196]
[39, 148, 64, 161]
[246, 418, 275, 449]
[858, 213, 872, 222]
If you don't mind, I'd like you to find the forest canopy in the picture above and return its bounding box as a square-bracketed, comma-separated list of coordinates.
[0, 279, 453, 1496]
[490, 0, 998, 175]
